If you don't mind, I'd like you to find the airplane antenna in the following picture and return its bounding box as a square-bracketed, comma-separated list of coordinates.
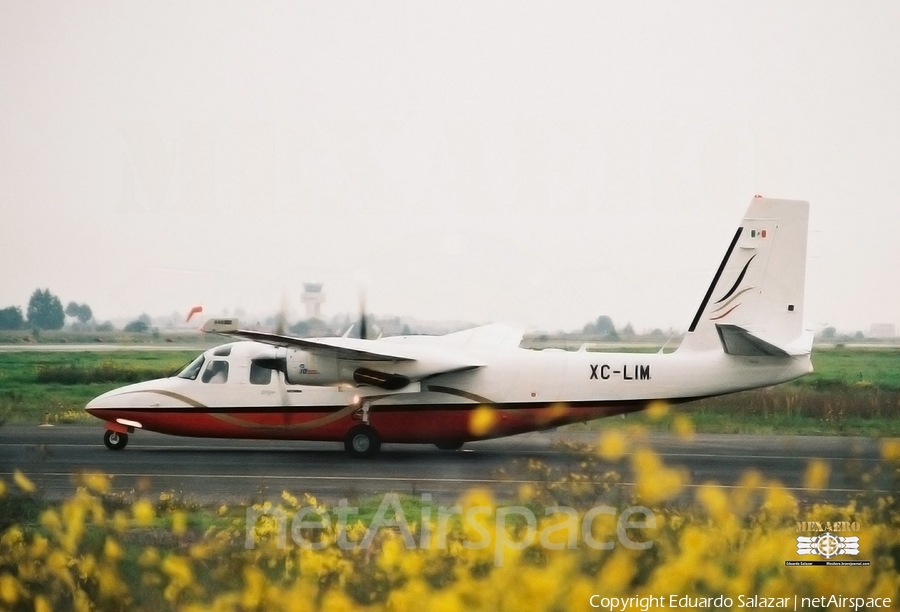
[658, 331, 678, 354]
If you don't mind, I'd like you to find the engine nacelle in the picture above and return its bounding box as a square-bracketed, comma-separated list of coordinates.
[285, 349, 348, 386]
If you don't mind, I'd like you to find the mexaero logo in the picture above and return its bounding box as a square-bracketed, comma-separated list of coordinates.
[796, 533, 860, 559]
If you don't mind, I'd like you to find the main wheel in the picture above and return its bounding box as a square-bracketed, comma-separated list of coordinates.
[435, 441, 464, 451]
[103, 430, 128, 450]
[344, 425, 381, 458]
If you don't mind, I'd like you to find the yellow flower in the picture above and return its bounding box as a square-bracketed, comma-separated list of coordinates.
[469, 405, 498, 436]
[161, 554, 194, 586]
[39, 508, 62, 532]
[803, 459, 830, 491]
[880, 438, 900, 462]
[0, 573, 20, 605]
[632, 448, 688, 503]
[537, 403, 569, 425]
[597, 430, 627, 461]
[0, 478, 6, 497]
[104, 537, 124, 561]
[697, 483, 731, 523]
[241, 565, 267, 610]
[379, 536, 403, 570]
[172, 510, 187, 536]
[646, 400, 669, 420]
[518, 482, 536, 501]
[762, 483, 797, 518]
[672, 414, 695, 440]
[138, 547, 160, 568]
[29, 534, 49, 559]
[132, 499, 155, 526]
[81, 472, 110, 493]
[459, 488, 495, 512]
[96, 564, 127, 599]
[13, 470, 35, 493]
[112, 510, 130, 532]
[318, 589, 357, 612]
[600, 550, 636, 594]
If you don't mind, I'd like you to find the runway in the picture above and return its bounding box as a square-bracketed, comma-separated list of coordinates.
[0, 425, 890, 506]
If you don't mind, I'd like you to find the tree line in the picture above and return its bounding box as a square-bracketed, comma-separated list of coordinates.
[0, 288, 95, 331]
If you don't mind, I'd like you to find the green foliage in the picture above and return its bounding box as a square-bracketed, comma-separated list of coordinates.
[35, 361, 174, 385]
[65, 301, 93, 323]
[583, 315, 619, 340]
[26, 288, 65, 330]
[124, 319, 149, 333]
[0, 306, 24, 330]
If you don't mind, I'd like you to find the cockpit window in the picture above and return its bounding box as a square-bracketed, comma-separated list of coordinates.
[214, 345, 233, 357]
[249, 362, 272, 385]
[201, 360, 229, 384]
[177, 355, 205, 380]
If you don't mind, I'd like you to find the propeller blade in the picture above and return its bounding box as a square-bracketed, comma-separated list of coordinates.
[275, 292, 288, 335]
[359, 291, 368, 340]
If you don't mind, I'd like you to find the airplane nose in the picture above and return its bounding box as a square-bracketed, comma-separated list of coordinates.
[85, 388, 119, 415]
[85, 394, 104, 416]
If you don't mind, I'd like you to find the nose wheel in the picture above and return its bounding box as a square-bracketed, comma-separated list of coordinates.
[103, 430, 128, 450]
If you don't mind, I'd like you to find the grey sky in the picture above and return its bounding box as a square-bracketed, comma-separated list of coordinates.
[1, 2, 898, 333]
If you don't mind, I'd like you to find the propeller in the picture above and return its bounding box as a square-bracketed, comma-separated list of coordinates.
[358, 292, 368, 340]
[354, 290, 382, 339]
[274, 291, 289, 335]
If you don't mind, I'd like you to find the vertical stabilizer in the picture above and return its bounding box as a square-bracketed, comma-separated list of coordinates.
[678, 198, 809, 354]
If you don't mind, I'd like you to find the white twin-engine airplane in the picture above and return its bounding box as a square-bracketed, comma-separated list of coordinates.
[86, 197, 813, 457]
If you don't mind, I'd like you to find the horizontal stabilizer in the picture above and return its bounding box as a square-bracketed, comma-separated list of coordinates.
[716, 324, 799, 357]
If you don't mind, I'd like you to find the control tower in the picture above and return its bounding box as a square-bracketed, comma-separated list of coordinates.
[301, 283, 325, 319]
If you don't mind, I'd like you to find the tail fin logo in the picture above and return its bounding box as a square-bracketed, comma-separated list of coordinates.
[708, 254, 757, 321]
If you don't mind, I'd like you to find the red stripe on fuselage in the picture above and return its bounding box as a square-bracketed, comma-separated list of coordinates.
[86, 401, 650, 443]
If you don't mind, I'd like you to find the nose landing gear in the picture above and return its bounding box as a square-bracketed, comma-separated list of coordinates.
[103, 430, 128, 450]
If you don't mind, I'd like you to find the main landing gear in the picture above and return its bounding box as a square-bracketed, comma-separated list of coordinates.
[103, 430, 128, 450]
[344, 425, 381, 458]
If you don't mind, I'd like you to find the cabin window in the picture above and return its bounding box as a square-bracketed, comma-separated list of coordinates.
[177, 355, 205, 380]
[249, 362, 272, 385]
[201, 360, 229, 384]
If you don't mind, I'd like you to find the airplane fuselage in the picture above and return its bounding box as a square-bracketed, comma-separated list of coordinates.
[86, 339, 812, 447]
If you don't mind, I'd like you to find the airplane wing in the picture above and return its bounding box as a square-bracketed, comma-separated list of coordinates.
[202, 318, 414, 362]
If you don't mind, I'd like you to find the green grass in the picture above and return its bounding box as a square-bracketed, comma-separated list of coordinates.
[795, 345, 900, 390]
[0, 350, 199, 424]
[0, 328, 216, 345]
